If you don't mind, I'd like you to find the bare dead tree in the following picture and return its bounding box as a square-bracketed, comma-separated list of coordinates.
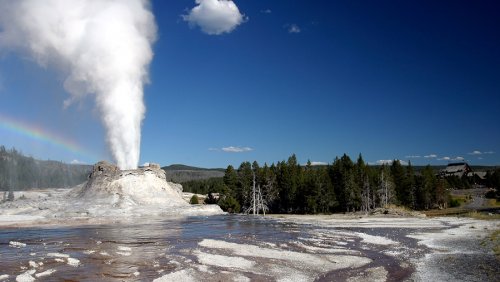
[245, 171, 258, 215]
[252, 171, 256, 215]
[378, 170, 394, 207]
[361, 174, 371, 212]
[246, 171, 269, 215]
[380, 170, 388, 207]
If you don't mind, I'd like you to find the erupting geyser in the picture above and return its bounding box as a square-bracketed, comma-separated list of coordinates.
[0, 1, 225, 220]
[0, 0, 157, 169]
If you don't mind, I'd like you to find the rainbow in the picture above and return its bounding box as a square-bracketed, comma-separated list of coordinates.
[0, 113, 97, 162]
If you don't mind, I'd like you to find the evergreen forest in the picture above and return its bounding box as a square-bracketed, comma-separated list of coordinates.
[0, 146, 91, 192]
[182, 154, 500, 214]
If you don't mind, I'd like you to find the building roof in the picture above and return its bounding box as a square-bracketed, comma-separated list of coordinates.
[468, 171, 487, 179]
[440, 162, 472, 177]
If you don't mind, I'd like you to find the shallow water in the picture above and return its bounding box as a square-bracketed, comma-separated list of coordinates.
[0, 215, 410, 281]
[0, 215, 496, 281]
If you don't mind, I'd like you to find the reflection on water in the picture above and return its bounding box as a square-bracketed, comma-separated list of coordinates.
[0, 216, 304, 281]
[0, 215, 413, 281]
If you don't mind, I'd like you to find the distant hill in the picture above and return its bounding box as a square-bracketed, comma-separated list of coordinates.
[366, 164, 498, 173]
[161, 163, 500, 183]
[162, 164, 224, 183]
[33, 159, 92, 187]
[0, 146, 92, 190]
[162, 164, 224, 172]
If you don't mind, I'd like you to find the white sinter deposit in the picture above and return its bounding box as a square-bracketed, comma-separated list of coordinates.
[0, 161, 223, 224]
[71, 161, 187, 207]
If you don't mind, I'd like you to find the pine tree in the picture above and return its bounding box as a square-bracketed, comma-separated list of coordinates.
[390, 160, 406, 206]
[301, 160, 317, 213]
[419, 165, 435, 209]
[318, 167, 337, 213]
[223, 165, 238, 195]
[405, 161, 416, 209]
[435, 178, 449, 209]
[328, 157, 345, 212]
[356, 154, 372, 212]
[237, 162, 253, 209]
[378, 165, 395, 207]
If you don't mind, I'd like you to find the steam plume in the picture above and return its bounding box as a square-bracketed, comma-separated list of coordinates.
[0, 0, 157, 169]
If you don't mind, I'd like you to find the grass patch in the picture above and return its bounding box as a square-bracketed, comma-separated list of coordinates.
[464, 211, 500, 221]
[449, 194, 470, 208]
[423, 207, 469, 217]
[482, 230, 500, 259]
[486, 199, 500, 208]
[384, 204, 412, 212]
[424, 209, 500, 219]
[453, 194, 470, 203]
[492, 230, 500, 258]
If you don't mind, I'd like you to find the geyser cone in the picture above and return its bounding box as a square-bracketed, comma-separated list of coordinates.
[0, 161, 224, 220]
[75, 161, 187, 207]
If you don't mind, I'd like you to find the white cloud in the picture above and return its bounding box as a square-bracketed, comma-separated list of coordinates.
[438, 156, 464, 161]
[405, 155, 421, 158]
[424, 154, 437, 158]
[375, 159, 408, 166]
[221, 146, 253, 153]
[70, 159, 86, 165]
[287, 24, 301, 33]
[183, 0, 247, 35]
[309, 161, 327, 166]
[468, 150, 494, 155]
[376, 160, 393, 165]
[261, 9, 272, 14]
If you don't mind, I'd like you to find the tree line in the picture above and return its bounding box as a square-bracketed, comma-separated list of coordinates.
[182, 153, 500, 214]
[0, 146, 91, 194]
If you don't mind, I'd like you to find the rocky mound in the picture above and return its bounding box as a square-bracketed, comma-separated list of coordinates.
[0, 161, 224, 223]
[71, 161, 187, 207]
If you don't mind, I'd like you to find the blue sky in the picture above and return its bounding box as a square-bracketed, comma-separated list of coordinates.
[1, 0, 499, 168]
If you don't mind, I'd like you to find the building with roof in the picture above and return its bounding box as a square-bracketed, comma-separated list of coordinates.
[439, 162, 472, 178]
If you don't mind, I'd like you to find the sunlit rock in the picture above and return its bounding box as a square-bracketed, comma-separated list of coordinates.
[0, 161, 224, 222]
[71, 161, 187, 207]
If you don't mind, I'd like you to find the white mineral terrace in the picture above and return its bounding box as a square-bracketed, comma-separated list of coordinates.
[0, 161, 223, 224]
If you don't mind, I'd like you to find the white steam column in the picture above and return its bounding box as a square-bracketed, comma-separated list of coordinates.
[0, 0, 157, 169]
